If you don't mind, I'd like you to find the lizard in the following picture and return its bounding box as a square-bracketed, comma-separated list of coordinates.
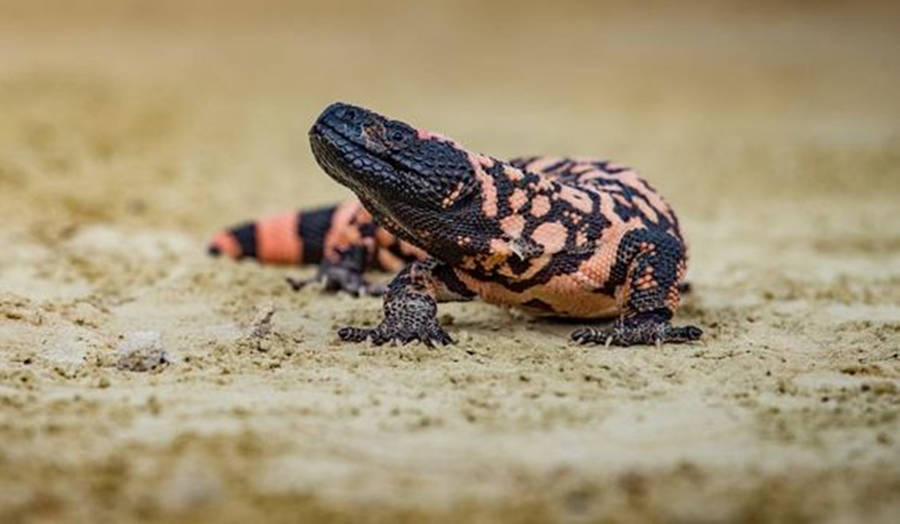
[208, 102, 702, 347]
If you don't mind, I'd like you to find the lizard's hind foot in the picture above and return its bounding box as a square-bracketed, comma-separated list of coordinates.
[571, 312, 702, 347]
[286, 260, 385, 297]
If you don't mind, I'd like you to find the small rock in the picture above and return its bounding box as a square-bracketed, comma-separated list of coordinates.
[116, 331, 173, 372]
[249, 303, 276, 339]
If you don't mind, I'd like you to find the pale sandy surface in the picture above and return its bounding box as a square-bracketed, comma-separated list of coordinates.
[1, 1, 899, 522]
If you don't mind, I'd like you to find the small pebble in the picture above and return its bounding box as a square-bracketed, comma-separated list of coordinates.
[249, 303, 275, 339]
[116, 331, 173, 372]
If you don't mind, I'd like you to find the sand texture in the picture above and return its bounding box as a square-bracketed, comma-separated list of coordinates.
[0, 1, 898, 522]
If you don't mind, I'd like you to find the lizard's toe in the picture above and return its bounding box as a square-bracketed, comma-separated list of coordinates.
[417, 328, 435, 348]
[569, 327, 632, 347]
[570, 327, 591, 344]
[338, 326, 374, 343]
[570, 315, 702, 347]
[662, 324, 703, 343]
[338, 321, 452, 348]
[288, 263, 382, 297]
[426, 325, 453, 346]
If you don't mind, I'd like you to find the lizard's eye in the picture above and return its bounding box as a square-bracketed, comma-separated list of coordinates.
[385, 123, 415, 147]
[388, 129, 407, 143]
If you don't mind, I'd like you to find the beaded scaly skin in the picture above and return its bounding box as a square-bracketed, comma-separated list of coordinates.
[210, 103, 702, 347]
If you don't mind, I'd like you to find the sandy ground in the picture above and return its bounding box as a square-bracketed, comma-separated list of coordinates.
[1, 1, 899, 522]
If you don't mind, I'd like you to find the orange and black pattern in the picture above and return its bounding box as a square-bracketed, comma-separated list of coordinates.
[209, 199, 426, 272]
[211, 102, 702, 347]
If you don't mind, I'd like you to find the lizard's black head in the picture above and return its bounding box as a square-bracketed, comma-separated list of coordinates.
[309, 102, 479, 247]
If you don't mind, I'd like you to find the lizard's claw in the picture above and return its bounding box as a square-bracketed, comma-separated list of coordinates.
[287, 261, 384, 297]
[571, 315, 702, 347]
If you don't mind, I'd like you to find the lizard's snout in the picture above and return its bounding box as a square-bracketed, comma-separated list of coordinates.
[317, 102, 369, 130]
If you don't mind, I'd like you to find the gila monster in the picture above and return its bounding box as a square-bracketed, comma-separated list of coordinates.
[208, 102, 702, 347]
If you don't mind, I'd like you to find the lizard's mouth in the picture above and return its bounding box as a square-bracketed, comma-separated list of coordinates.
[309, 120, 424, 242]
[309, 121, 408, 200]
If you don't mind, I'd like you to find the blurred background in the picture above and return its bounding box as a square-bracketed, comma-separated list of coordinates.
[1, 1, 899, 522]
[1, 0, 897, 236]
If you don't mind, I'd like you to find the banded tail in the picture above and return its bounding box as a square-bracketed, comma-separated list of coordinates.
[208, 205, 337, 265]
[207, 199, 428, 271]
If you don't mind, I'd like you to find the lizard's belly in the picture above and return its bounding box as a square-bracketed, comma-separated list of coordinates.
[455, 270, 620, 319]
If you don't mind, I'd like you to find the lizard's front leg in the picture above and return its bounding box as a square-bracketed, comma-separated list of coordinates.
[338, 259, 474, 347]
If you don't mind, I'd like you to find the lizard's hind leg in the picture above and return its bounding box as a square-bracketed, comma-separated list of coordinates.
[571, 232, 702, 347]
[286, 246, 385, 296]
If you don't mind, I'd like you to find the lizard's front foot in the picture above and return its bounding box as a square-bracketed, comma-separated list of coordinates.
[571, 312, 702, 347]
[338, 293, 452, 347]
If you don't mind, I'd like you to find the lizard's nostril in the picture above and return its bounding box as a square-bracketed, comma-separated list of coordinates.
[344, 108, 358, 122]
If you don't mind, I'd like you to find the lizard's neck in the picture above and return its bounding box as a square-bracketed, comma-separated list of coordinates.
[445, 157, 565, 277]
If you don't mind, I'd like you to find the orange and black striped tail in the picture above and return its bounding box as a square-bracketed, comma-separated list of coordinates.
[207, 206, 337, 265]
